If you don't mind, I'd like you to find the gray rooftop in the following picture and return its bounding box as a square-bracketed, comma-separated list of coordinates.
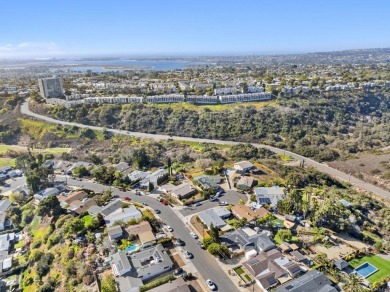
[255, 186, 286, 207]
[0, 200, 11, 212]
[221, 228, 275, 252]
[275, 269, 336, 292]
[198, 209, 226, 229]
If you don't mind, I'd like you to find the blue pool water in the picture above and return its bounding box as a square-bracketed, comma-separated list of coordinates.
[125, 244, 139, 253]
[355, 262, 378, 278]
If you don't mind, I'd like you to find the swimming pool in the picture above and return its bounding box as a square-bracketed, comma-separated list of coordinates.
[125, 244, 139, 253]
[355, 262, 378, 278]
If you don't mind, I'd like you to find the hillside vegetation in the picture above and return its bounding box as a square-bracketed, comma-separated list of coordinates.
[39, 89, 390, 162]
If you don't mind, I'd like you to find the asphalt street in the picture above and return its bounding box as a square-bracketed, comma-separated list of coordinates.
[20, 100, 390, 201]
[55, 176, 239, 292]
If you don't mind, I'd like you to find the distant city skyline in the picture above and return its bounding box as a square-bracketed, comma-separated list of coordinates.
[1, 0, 390, 58]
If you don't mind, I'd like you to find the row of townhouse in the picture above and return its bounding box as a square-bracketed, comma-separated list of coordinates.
[218, 92, 272, 103]
[146, 94, 185, 103]
[83, 96, 143, 104]
[186, 95, 219, 104]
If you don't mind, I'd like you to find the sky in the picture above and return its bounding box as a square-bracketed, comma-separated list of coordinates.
[1, 0, 390, 58]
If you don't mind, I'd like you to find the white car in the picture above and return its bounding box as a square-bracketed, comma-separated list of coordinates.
[190, 232, 198, 239]
[167, 226, 173, 232]
[206, 279, 216, 290]
[219, 201, 228, 206]
[192, 202, 201, 207]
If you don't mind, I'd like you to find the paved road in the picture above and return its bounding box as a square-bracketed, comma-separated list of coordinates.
[55, 176, 238, 292]
[21, 100, 390, 200]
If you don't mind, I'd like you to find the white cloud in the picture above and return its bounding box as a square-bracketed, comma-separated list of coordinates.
[0, 42, 61, 57]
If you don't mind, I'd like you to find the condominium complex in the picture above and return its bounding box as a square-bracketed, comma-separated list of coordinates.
[38, 77, 64, 98]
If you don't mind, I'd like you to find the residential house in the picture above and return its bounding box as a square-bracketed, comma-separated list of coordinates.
[255, 186, 286, 207]
[113, 162, 132, 175]
[0, 233, 14, 252]
[111, 244, 173, 291]
[243, 249, 301, 291]
[125, 221, 157, 249]
[107, 225, 123, 242]
[170, 183, 197, 200]
[221, 228, 275, 258]
[334, 259, 349, 271]
[67, 162, 92, 175]
[198, 209, 226, 229]
[148, 278, 191, 292]
[290, 250, 307, 263]
[275, 269, 336, 292]
[0, 213, 6, 231]
[212, 206, 231, 219]
[104, 205, 142, 227]
[58, 190, 88, 209]
[193, 175, 221, 190]
[128, 170, 151, 182]
[236, 176, 255, 190]
[34, 187, 60, 202]
[0, 200, 11, 213]
[139, 169, 167, 188]
[234, 161, 255, 173]
[231, 205, 269, 223]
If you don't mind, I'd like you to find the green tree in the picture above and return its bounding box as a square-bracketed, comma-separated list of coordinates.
[101, 275, 117, 292]
[63, 218, 85, 238]
[209, 224, 220, 242]
[9, 192, 25, 204]
[343, 273, 367, 292]
[275, 229, 293, 242]
[37, 196, 62, 217]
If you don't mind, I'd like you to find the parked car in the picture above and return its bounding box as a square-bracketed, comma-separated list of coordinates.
[206, 279, 216, 290]
[176, 238, 185, 246]
[184, 250, 193, 259]
[119, 187, 126, 192]
[190, 232, 198, 239]
[209, 196, 218, 202]
[192, 202, 201, 207]
[124, 197, 131, 201]
[166, 225, 173, 232]
[174, 268, 184, 276]
[142, 202, 148, 206]
[219, 201, 228, 206]
[154, 209, 161, 214]
[197, 240, 205, 249]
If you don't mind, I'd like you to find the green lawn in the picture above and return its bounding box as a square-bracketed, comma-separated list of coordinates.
[349, 255, 390, 283]
[0, 144, 70, 155]
[279, 154, 294, 162]
[0, 158, 16, 167]
[271, 218, 284, 227]
[234, 267, 245, 275]
[81, 214, 94, 227]
[14, 240, 25, 249]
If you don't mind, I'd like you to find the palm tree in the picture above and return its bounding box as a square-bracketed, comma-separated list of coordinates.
[343, 273, 367, 292]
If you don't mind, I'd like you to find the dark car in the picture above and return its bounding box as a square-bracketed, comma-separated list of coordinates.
[176, 238, 185, 246]
[124, 197, 131, 201]
[174, 268, 184, 276]
[154, 209, 161, 214]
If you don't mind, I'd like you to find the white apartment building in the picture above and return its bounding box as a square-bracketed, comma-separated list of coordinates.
[219, 93, 272, 103]
[146, 94, 185, 103]
[84, 96, 143, 104]
[247, 86, 264, 93]
[186, 95, 219, 104]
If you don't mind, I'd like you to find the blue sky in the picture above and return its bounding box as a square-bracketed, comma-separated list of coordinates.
[1, 0, 389, 58]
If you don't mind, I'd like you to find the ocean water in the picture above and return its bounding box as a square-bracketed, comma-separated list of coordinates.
[49, 59, 208, 72]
